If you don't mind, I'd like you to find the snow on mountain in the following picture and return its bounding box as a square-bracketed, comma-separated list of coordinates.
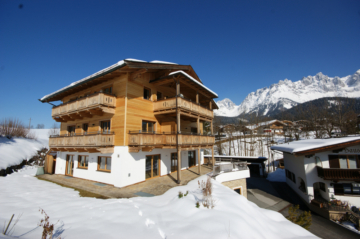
[215, 69, 360, 117]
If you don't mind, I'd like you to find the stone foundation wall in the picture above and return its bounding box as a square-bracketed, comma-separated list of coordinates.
[222, 178, 247, 198]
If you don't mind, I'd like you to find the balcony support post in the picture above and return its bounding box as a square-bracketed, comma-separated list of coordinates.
[174, 76, 181, 184]
[210, 120, 213, 135]
[198, 147, 201, 175]
[177, 148, 182, 183]
[209, 101, 212, 110]
[212, 145, 215, 168]
[197, 117, 200, 134]
[196, 92, 199, 104]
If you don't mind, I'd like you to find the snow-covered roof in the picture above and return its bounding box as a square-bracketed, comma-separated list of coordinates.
[204, 155, 267, 159]
[271, 136, 360, 154]
[169, 70, 218, 97]
[247, 120, 285, 130]
[40, 59, 181, 102]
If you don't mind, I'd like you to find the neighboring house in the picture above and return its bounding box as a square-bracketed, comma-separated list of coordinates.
[271, 137, 360, 208]
[248, 120, 287, 134]
[40, 59, 218, 188]
[203, 155, 265, 198]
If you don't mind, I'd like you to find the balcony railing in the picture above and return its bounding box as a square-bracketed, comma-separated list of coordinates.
[153, 97, 214, 119]
[317, 166, 360, 181]
[52, 92, 116, 117]
[128, 131, 215, 147]
[49, 132, 115, 148]
[213, 162, 248, 175]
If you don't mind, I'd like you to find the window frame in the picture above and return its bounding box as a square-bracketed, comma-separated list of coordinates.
[102, 86, 113, 94]
[319, 182, 326, 192]
[82, 123, 89, 135]
[145, 154, 161, 179]
[97, 156, 111, 172]
[142, 120, 156, 133]
[156, 92, 162, 101]
[328, 155, 360, 169]
[78, 155, 89, 169]
[143, 87, 151, 100]
[100, 120, 111, 134]
[67, 125, 76, 136]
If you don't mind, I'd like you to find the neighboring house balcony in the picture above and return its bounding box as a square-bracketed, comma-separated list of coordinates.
[212, 162, 250, 183]
[128, 131, 215, 152]
[51, 92, 116, 122]
[49, 132, 115, 154]
[153, 97, 214, 121]
[317, 166, 360, 181]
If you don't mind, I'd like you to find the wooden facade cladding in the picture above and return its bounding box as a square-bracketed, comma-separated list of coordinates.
[52, 93, 116, 121]
[128, 132, 215, 149]
[316, 166, 360, 181]
[153, 97, 214, 120]
[49, 133, 115, 153]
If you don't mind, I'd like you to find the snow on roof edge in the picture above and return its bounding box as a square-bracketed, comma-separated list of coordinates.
[41, 60, 126, 101]
[271, 136, 360, 154]
[169, 70, 218, 97]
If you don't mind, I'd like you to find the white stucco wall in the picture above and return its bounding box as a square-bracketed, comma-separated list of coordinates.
[55, 147, 204, 188]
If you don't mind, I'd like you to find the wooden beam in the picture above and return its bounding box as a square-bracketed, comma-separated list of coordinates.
[177, 148, 181, 184]
[198, 148, 201, 175]
[88, 109, 103, 116]
[130, 69, 147, 81]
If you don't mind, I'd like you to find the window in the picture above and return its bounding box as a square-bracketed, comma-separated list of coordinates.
[142, 121, 155, 133]
[144, 87, 151, 100]
[329, 155, 359, 169]
[334, 183, 360, 195]
[101, 121, 111, 134]
[82, 124, 88, 135]
[78, 155, 89, 169]
[156, 92, 162, 101]
[319, 182, 326, 192]
[285, 169, 296, 183]
[98, 156, 111, 172]
[234, 187, 242, 195]
[103, 86, 112, 94]
[145, 155, 160, 179]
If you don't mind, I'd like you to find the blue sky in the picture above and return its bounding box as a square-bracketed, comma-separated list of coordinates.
[1, 0, 360, 128]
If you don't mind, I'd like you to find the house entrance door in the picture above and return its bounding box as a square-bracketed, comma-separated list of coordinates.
[188, 151, 196, 167]
[65, 155, 74, 176]
[171, 153, 177, 172]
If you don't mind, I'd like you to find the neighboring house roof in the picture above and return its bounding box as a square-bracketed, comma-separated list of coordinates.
[248, 120, 286, 130]
[271, 136, 360, 156]
[40, 59, 217, 103]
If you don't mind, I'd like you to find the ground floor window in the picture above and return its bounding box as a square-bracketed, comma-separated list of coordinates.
[334, 183, 360, 195]
[66, 155, 74, 176]
[171, 153, 177, 172]
[188, 151, 196, 168]
[98, 156, 111, 172]
[78, 155, 89, 169]
[285, 169, 296, 183]
[234, 187, 242, 195]
[146, 155, 160, 179]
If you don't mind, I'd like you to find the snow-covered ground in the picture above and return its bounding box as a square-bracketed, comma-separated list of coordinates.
[267, 168, 286, 182]
[0, 129, 53, 170]
[0, 167, 317, 239]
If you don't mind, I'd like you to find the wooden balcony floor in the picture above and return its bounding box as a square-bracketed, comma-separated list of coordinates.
[37, 165, 212, 199]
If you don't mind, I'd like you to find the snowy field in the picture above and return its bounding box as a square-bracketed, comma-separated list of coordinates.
[0, 167, 317, 239]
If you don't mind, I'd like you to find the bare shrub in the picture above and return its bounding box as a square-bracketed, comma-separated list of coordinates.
[198, 177, 215, 209]
[0, 118, 29, 138]
[38, 208, 61, 239]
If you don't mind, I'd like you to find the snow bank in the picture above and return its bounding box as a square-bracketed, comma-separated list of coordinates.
[267, 168, 286, 182]
[0, 129, 52, 170]
[0, 167, 317, 239]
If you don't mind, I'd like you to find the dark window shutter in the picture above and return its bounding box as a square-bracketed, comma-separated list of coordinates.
[357, 155, 360, 169]
[333, 183, 344, 195]
[329, 155, 340, 168]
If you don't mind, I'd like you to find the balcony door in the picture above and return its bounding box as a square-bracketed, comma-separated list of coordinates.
[171, 153, 178, 172]
[145, 155, 160, 179]
[65, 155, 74, 176]
[188, 151, 196, 168]
[68, 126, 75, 136]
[101, 121, 111, 134]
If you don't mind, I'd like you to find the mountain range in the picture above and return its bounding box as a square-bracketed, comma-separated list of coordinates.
[214, 69, 360, 117]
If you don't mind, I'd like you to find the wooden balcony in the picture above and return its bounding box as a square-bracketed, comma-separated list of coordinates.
[317, 166, 360, 181]
[49, 132, 115, 154]
[52, 92, 116, 122]
[128, 131, 215, 152]
[153, 97, 214, 120]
